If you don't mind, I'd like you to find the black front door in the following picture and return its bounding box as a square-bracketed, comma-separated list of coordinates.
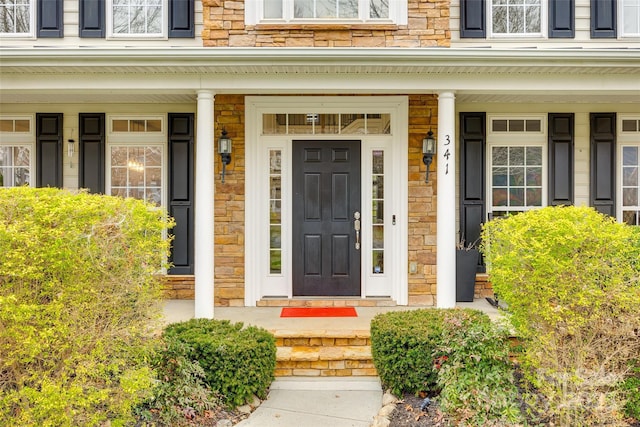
[292, 140, 362, 296]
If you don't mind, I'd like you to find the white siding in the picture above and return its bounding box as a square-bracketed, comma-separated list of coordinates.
[0, 0, 203, 48]
[0, 103, 196, 190]
[451, 0, 640, 48]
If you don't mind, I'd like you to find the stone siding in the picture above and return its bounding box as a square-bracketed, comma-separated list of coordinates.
[202, 0, 450, 48]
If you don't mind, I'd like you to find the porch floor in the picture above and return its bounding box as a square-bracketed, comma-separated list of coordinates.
[162, 299, 502, 330]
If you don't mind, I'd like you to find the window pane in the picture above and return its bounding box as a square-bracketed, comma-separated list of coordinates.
[526, 146, 542, 165]
[146, 167, 162, 186]
[623, 167, 638, 187]
[492, 119, 508, 132]
[622, 120, 639, 132]
[493, 188, 508, 206]
[509, 146, 524, 165]
[526, 188, 542, 206]
[492, 146, 508, 165]
[317, 114, 339, 134]
[493, 166, 508, 186]
[270, 225, 281, 249]
[493, 3, 507, 33]
[509, 188, 524, 206]
[0, 120, 13, 132]
[338, 0, 358, 18]
[368, 113, 391, 134]
[270, 176, 281, 199]
[372, 200, 383, 224]
[526, 166, 542, 186]
[372, 175, 384, 199]
[294, 0, 314, 18]
[113, 120, 128, 132]
[263, 114, 286, 134]
[14, 147, 30, 166]
[372, 225, 384, 248]
[270, 200, 281, 223]
[622, 210, 639, 226]
[509, 166, 524, 186]
[341, 114, 366, 134]
[270, 250, 282, 274]
[111, 167, 127, 186]
[373, 150, 384, 174]
[0, 0, 31, 33]
[264, 0, 283, 18]
[146, 187, 162, 205]
[146, 146, 162, 166]
[370, 0, 388, 18]
[147, 119, 162, 132]
[623, 188, 638, 207]
[525, 120, 541, 132]
[372, 251, 384, 274]
[288, 114, 313, 134]
[509, 119, 525, 132]
[270, 150, 282, 173]
[623, 146, 639, 166]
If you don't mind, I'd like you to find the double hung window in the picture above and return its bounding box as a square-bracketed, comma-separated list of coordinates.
[0, 0, 34, 37]
[107, 116, 165, 206]
[251, 0, 405, 24]
[0, 117, 33, 187]
[620, 117, 640, 225]
[490, 0, 543, 37]
[108, 0, 166, 37]
[488, 116, 546, 217]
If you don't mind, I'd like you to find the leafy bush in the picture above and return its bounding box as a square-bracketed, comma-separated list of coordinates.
[163, 318, 276, 407]
[621, 359, 640, 421]
[135, 338, 221, 426]
[0, 187, 173, 425]
[370, 309, 490, 396]
[481, 206, 640, 426]
[436, 311, 522, 426]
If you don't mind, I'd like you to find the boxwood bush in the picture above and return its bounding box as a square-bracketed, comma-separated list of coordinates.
[370, 308, 490, 396]
[163, 318, 276, 407]
[0, 187, 173, 426]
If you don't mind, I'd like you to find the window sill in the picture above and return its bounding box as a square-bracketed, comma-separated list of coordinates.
[254, 23, 399, 31]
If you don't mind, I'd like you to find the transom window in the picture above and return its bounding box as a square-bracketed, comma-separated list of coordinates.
[262, 113, 391, 135]
[489, 0, 543, 37]
[0, 0, 34, 37]
[622, 0, 640, 37]
[251, 0, 405, 24]
[107, 0, 166, 38]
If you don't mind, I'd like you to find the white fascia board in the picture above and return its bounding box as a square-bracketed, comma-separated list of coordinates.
[1, 47, 639, 69]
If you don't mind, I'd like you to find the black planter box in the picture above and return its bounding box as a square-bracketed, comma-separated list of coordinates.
[456, 249, 479, 302]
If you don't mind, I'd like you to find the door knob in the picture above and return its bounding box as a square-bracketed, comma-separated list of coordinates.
[354, 211, 361, 250]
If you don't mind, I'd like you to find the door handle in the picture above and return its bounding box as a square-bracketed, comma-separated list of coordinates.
[354, 211, 361, 250]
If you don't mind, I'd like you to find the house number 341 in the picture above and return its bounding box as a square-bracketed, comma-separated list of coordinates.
[443, 135, 451, 175]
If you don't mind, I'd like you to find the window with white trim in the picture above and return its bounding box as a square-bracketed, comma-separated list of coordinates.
[622, 0, 640, 37]
[107, 0, 166, 38]
[620, 117, 640, 225]
[0, 116, 33, 187]
[489, 0, 544, 37]
[249, 0, 406, 25]
[107, 116, 165, 206]
[488, 116, 546, 217]
[0, 0, 34, 37]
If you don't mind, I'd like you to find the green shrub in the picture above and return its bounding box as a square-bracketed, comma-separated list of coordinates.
[0, 187, 173, 426]
[481, 206, 640, 426]
[621, 359, 640, 421]
[436, 312, 522, 426]
[370, 308, 490, 396]
[163, 318, 276, 407]
[135, 338, 221, 426]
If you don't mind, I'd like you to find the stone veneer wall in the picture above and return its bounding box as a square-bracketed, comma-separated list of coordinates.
[407, 95, 438, 305]
[208, 94, 439, 307]
[201, 0, 450, 47]
[214, 95, 246, 307]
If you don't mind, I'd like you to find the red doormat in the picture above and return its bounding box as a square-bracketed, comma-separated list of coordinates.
[280, 307, 357, 318]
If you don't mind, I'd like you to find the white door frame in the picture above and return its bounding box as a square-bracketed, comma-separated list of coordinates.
[245, 96, 409, 306]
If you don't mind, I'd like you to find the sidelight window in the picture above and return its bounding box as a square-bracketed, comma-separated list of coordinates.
[371, 150, 384, 274]
[269, 150, 283, 274]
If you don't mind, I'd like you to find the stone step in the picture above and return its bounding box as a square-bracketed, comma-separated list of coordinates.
[273, 330, 376, 377]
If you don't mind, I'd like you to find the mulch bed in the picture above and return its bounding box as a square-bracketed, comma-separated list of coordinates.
[389, 393, 451, 427]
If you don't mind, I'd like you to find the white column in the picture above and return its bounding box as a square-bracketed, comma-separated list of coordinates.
[195, 90, 215, 319]
[436, 91, 457, 308]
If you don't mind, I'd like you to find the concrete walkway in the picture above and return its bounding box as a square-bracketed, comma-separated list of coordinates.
[235, 377, 383, 427]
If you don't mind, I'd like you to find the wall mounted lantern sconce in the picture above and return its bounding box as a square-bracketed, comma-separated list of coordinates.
[218, 128, 232, 183]
[422, 130, 436, 183]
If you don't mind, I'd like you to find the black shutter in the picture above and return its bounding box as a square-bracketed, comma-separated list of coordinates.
[591, 0, 616, 38]
[169, 0, 194, 38]
[168, 113, 195, 275]
[459, 112, 486, 271]
[590, 113, 616, 217]
[460, 0, 486, 38]
[549, 0, 574, 38]
[548, 113, 574, 206]
[37, 0, 63, 37]
[36, 113, 63, 188]
[79, 113, 105, 193]
[80, 0, 105, 38]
